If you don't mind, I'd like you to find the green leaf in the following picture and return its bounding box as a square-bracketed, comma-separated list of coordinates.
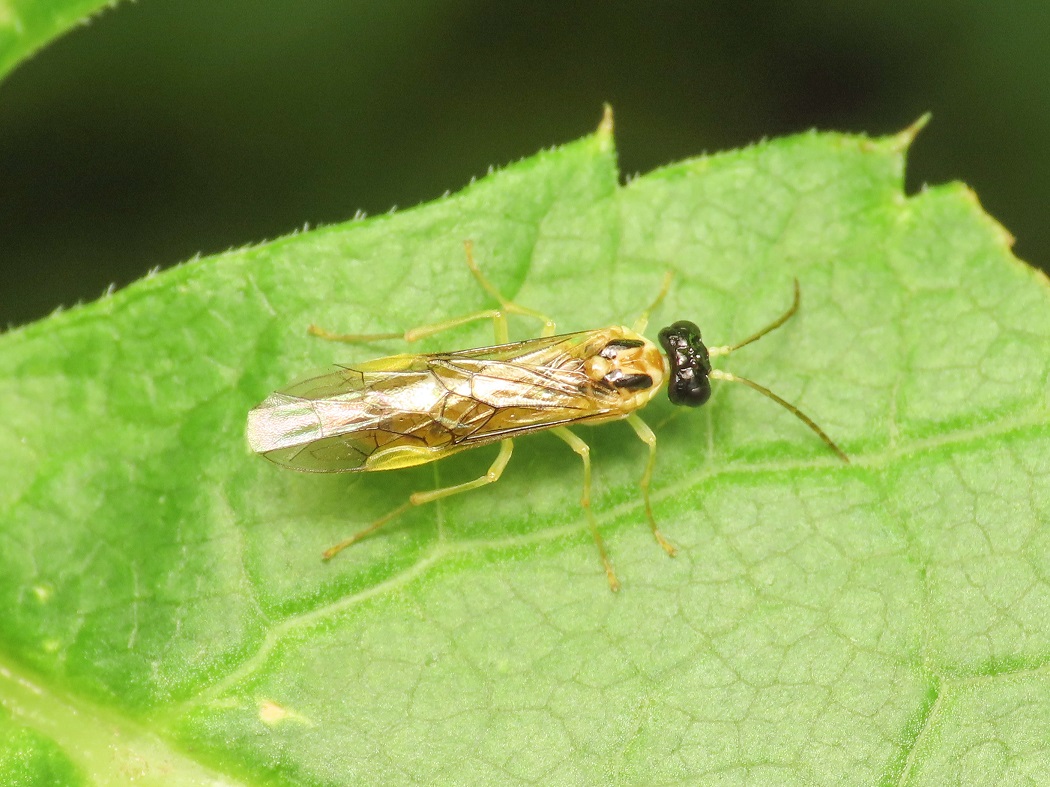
[0, 0, 121, 81]
[3, 116, 1050, 785]
[0, 708, 85, 787]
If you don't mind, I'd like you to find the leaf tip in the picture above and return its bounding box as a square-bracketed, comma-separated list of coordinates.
[891, 113, 932, 152]
[600, 103, 613, 140]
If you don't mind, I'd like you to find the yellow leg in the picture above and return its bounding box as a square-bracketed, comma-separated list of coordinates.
[627, 414, 677, 556]
[309, 240, 556, 346]
[552, 427, 619, 592]
[632, 270, 675, 335]
[309, 310, 504, 344]
[462, 240, 557, 338]
[322, 439, 514, 560]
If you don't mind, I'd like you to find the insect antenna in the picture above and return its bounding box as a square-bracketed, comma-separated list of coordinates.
[705, 279, 848, 462]
[708, 279, 800, 357]
[708, 369, 849, 463]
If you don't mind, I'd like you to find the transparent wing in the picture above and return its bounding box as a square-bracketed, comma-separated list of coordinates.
[247, 330, 625, 473]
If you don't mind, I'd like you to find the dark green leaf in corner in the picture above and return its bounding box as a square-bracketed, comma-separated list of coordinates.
[2, 112, 1050, 785]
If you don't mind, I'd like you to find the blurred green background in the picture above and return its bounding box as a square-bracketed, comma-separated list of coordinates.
[2, 0, 1048, 328]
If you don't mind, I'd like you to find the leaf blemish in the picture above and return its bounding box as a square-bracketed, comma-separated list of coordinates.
[258, 699, 311, 726]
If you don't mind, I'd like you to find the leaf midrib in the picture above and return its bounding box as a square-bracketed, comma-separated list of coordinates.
[0, 651, 245, 786]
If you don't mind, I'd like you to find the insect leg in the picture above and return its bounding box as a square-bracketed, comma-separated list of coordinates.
[321, 440, 515, 560]
[408, 438, 514, 505]
[631, 270, 674, 334]
[551, 427, 620, 592]
[308, 310, 503, 344]
[626, 414, 677, 556]
[308, 241, 556, 346]
[462, 240, 557, 339]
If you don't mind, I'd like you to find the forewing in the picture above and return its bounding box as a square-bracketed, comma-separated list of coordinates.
[247, 331, 624, 472]
[247, 358, 443, 472]
[436, 331, 593, 365]
[250, 414, 381, 472]
[423, 331, 625, 444]
[274, 353, 427, 400]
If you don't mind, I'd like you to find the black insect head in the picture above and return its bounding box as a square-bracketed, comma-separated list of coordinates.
[658, 321, 712, 407]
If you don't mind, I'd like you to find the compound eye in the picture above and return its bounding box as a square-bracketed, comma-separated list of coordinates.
[658, 321, 703, 352]
[668, 371, 711, 406]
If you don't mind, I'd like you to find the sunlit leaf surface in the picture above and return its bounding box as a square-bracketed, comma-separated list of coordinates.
[2, 118, 1049, 785]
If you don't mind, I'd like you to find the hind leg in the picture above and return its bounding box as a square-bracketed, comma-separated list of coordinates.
[323, 440, 514, 560]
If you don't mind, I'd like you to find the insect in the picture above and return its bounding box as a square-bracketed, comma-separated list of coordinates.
[247, 242, 848, 591]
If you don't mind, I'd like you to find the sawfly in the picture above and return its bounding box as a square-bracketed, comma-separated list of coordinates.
[247, 241, 848, 590]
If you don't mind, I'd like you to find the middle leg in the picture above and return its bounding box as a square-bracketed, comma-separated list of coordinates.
[309, 241, 557, 346]
[552, 427, 619, 592]
[627, 414, 677, 556]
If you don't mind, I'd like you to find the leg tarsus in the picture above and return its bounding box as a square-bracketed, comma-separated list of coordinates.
[463, 240, 557, 338]
[322, 440, 514, 561]
[309, 242, 556, 346]
[310, 310, 502, 345]
[308, 324, 402, 343]
[627, 414, 677, 556]
[322, 501, 411, 560]
[552, 427, 620, 592]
